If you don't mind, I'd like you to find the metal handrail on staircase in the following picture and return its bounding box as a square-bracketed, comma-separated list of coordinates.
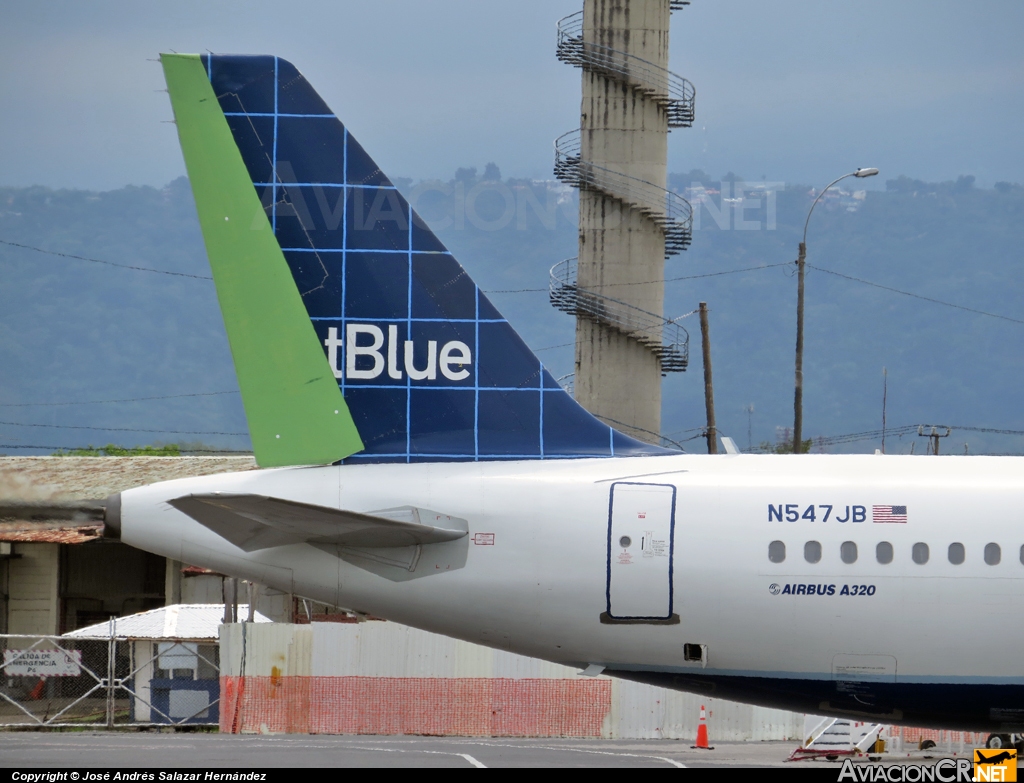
[554, 130, 692, 256]
[789, 718, 885, 761]
[549, 258, 689, 374]
[556, 11, 695, 128]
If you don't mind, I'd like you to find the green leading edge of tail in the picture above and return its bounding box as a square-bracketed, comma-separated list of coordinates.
[161, 54, 364, 467]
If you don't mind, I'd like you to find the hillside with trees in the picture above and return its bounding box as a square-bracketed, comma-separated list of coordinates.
[1, 170, 1021, 455]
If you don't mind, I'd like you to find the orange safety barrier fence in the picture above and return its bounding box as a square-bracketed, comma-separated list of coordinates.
[220, 676, 612, 737]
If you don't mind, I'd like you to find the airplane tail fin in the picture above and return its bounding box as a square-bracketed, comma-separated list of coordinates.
[162, 53, 669, 465]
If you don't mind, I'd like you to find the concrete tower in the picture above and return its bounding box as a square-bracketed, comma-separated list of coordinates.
[551, 0, 694, 444]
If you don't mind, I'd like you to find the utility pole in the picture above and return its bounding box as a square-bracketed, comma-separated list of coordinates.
[881, 367, 888, 454]
[745, 404, 754, 452]
[699, 302, 717, 454]
[917, 425, 951, 455]
[793, 242, 806, 454]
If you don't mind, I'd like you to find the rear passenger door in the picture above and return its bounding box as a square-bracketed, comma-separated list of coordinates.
[603, 482, 678, 623]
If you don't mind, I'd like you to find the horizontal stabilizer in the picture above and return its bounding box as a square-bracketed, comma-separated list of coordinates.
[168, 493, 467, 551]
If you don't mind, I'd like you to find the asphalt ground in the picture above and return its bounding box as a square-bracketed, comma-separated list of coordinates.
[0, 734, 819, 768]
[0, 733, 1012, 771]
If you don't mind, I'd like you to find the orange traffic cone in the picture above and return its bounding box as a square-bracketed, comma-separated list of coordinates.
[692, 704, 714, 749]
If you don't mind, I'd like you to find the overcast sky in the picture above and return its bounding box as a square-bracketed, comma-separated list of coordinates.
[2, 0, 1022, 191]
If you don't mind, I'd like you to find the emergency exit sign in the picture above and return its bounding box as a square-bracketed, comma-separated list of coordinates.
[3, 649, 82, 677]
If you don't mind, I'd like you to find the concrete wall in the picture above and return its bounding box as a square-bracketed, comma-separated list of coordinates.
[7, 543, 60, 635]
[220, 621, 803, 741]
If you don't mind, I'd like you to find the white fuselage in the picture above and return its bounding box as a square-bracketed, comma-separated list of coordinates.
[119, 453, 1024, 728]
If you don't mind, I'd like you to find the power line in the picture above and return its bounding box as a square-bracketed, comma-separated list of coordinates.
[946, 424, 1024, 437]
[7, 420, 1022, 455]
[807, 264, 1024, 325]
[813, 426, 917, 447]
[17, 233, 1013, 325]
[663, 426, 714, 439]
[0, 390, 239, 407]
[6, 237, 1020, 327]
[633, 262, 791, 288]
[0, 239, 214, 280]
[590, 414, 687, 451]
[484, 262, 791, 293]
[806, 424, 1024, 448]
[745, 423, 1024, 451]
[0, 420, 247, 436]
[491, 260, 1024, 328]
[4, 238, 788, 291]
[484, 287, 547, 294]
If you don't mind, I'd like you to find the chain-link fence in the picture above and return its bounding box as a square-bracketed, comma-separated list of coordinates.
[0, 631, 219, 728]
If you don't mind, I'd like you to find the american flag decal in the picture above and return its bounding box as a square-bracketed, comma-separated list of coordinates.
[873, 505, 908, 523]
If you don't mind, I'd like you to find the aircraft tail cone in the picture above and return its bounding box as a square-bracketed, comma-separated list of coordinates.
[692, 704, 714, 749]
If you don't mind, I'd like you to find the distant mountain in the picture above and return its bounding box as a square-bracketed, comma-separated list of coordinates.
[1, 172, 1021, 456]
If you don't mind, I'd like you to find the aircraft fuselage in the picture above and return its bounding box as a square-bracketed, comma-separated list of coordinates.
[119, 452, 1024, 731]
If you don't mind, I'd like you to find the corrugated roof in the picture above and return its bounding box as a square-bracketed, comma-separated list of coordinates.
[0, 522, 101, 544]
[0, 456, 257, 502]
[0, 456, 258, 542]
[64, 604, 271, 640]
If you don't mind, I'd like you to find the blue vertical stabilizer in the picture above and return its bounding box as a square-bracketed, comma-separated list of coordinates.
[200, 54, 669, 463]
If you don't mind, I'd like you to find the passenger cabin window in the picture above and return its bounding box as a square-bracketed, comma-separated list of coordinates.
[984, 543, 1001, 566]
[768, 540, 786, 563]
[840, 541, 858, 564]
[1020, 544, 1024, 566]
[804, 540, 822, 564]
[912, 542, 930, 565]
[876, 541, 893, 565]
[948, 543, 965, 565]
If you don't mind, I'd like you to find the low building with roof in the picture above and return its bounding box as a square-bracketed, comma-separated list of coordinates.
[65, 603, 269, 725]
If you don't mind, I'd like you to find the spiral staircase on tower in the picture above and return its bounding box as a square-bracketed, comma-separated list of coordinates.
[551, 5, 696, 377]
[549, 258, 690, 376]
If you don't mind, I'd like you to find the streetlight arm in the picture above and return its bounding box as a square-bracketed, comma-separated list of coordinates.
[802, 172, 856, 246]
[793, 166, 876, 455]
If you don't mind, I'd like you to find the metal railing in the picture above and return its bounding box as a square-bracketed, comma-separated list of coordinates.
[550, 258, 689, 374]
[554, 130, 692, 256]
[556, 11, 695, 128]
[0, 632, 219, 728]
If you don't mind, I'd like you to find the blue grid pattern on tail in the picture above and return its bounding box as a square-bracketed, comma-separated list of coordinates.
[202, 54, 667, 463]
